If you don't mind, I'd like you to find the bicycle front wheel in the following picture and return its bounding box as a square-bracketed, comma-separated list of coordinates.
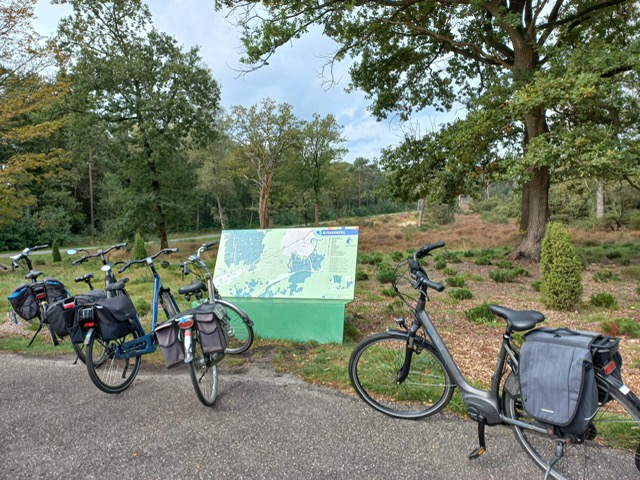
[216, 299, 254, 355]
[189, 330, 219, 406]
[504, 372, 640, 479]
[86, 329, 142, 394]
[349, 331, 454, 419]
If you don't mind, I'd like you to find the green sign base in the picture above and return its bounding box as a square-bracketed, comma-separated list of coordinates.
[227, 298, 347, 344]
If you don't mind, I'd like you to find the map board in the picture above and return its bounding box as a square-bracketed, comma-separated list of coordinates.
[213, 227, 359, 300]
[213, 227, 359, 343]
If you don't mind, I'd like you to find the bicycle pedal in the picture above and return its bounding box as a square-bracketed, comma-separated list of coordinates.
[468, 446, 486, 460]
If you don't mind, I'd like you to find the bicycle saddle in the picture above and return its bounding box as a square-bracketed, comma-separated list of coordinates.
[489, 304, 545, 331]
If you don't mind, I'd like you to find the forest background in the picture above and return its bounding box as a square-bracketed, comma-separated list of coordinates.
[0, 0, 639, 259]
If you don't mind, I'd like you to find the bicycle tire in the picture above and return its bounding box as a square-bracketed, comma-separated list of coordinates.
[503, 372, 640, 479]
[216, 299, 254, 355]
[349, 331, 454, 419]
[188, 329, 219, 406]
[86, 328, 142, 394]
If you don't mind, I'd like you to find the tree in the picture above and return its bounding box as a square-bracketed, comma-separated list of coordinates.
[297, 113, 347, 225]
[57, 0, 221, 247]
[0, 0, 69, 230]
[216, 0, 640, 260]
[226, 98, 301, 228]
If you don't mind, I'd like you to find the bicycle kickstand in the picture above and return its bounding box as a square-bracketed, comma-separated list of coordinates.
[468, 417, 487, 460]
[543, 439, 565, 480]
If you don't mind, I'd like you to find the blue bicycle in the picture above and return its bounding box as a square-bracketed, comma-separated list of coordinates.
[83, 248, 181, 394]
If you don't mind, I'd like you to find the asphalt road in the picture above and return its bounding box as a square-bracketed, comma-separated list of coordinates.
[0, 353, 549, 480]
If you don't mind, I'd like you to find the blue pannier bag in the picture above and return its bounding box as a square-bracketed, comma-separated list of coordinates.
[8, 284, 39, 321]
[519, 328, 599, 437]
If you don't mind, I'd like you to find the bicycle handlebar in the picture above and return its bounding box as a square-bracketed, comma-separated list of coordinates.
[70, 242, 129, 266]
[118, 248, 179, 273]
[409, 241, 446, 293]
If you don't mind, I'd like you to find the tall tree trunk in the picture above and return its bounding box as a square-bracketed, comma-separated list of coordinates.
[596, 181, 605, 218]
[513, 109, 550, 261]
[213, 192, 227, 230]
[314, 202, 320, 226]
[417, 198, 426, 228]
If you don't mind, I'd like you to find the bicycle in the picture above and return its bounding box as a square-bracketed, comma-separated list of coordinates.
[65, 243, 130, 362]
[7, 245, 84, 358]
[348, 241, 640, 479]
[179, 241, 254, 355]
[82, 248, 181, 394]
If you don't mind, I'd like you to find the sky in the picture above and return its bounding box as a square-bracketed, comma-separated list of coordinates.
[33, 0, 455, 163]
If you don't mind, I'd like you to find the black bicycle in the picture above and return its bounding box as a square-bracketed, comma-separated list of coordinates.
[349, 241, 640, 479]
[7, 245, 84, 358]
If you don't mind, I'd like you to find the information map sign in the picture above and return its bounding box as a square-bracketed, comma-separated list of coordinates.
[213, 227, 359, 343]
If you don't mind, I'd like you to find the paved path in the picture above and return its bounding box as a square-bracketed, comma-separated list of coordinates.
[0, 353, 546, 479]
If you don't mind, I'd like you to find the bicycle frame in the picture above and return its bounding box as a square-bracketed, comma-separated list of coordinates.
[410, 291, 549, 437]
[83, 249, 181, 360]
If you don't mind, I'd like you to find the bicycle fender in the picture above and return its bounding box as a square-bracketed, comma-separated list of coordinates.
[84, 327, 95, 346]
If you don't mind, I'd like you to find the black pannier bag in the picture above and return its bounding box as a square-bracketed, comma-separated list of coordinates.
[8, 283, 39, 321]
[154, 319, 185, 368]
[519, 328, 599, 437]
[193, 303, 229, 354]
[43, 277, 69, 304]
[48, 290, 107, 341]
[94, 294, 138, 342]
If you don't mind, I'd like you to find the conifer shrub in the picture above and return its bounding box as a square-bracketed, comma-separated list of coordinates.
[132, 232, 148, 260]
[51, 240, 62, 263]
[540, 222, 583, 310]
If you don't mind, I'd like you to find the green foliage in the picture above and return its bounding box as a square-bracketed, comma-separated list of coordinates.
[359, 252, 384, 265]
[132, 233, 148, 260]
[474, 255, 493, 266]
[442, 267, 458, 276]
[593, 270, 620, 283]
[540, 222, 583, 310]
[630, 212, 640, 230]
[434, 259, 447, 270]
[132, 297, 151, 317]
[381, 287, 395, 297]
[590, 293, 618, 309]
[376, 264, 395, 284]
[445, 276, 466, 288]
[355, 270, 369, 281]
[428, 204, 455, 225]
[449, 288, 473, 301]
[489, 269, 518, 283]
[51, 241, 62, 263]
[391, 251, 404, 262]
[601, 318, 640, 338]
[464, 303, 495, 325]
[531, 280, 542, 292]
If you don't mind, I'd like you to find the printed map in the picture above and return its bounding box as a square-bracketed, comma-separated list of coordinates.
[213, 227, 359, 300]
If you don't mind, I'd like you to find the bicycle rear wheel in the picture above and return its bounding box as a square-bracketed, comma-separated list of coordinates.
[349, 331, 454, 419]
[503, 372, 640, 479]
[217, 299, 254, 355]
[188, 329, 219, 406]
[86, 329, 142, 394]
[72, 342, 86, 364]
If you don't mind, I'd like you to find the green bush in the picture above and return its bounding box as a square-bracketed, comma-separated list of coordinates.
[381, 287, 396, 297]
[590, 293, 618, 309]
[531, 280, 542, 292]
[464, 303, 495, 324]
[428, 204, 455, 225]
[391, 251, 405, 262]
[445, 276, 466, 288]
[489, 269, 518, 283]
[495, 260, 513, 269]
[474, 255, 493, 266]
[132, 232, 148, 260]
[540, 222, 583, 310]
[630, 211, 640, 230]
[376, 265, 395, 284]
[434, 259, 447, 270]
[442, 267, 458, 276]
[449, 288, 473, 300]
[51, 240, 62, 263]
[356, 270, 369, 281]
[359, 252, 384, 265]
[132, 297, 151, 317]
[593, 270, 620, 283]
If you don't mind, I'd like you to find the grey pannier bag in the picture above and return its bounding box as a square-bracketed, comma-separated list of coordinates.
[193, 303, 229, 355]
[519, 328, 599, 437]
[154, 319, 185, 368]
